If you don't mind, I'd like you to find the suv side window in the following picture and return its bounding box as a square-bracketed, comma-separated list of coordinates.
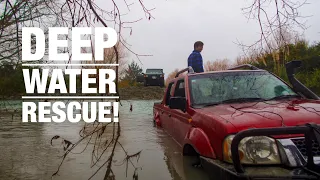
[165, 82, 174, 106]
[173, 79, 185, 98]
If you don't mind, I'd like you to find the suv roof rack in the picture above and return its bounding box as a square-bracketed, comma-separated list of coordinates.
[175, 66, 194, 78]
[228, 64, 260, 70]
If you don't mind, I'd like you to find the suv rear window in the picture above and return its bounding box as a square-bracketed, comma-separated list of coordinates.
[146, 69, 163, 74]
[165, 82, 174, 106]
[173, 80, 185, 98]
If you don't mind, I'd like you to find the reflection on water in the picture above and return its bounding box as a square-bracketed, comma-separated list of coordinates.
[0, 100, 210, 180]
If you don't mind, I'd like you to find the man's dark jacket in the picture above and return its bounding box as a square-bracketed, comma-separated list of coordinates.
[188, 50, 204, 73]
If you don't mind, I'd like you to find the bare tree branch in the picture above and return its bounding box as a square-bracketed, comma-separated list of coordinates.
[0, 0, 154, 179]
[237, 0, 310, 54]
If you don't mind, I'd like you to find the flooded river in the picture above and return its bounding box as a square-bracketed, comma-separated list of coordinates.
[0, 100, 210, 180]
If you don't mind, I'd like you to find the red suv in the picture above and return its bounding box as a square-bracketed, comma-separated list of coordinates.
[153, 61, 320, 179]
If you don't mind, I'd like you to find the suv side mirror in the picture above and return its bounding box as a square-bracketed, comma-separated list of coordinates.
[169, 97, 187, 112]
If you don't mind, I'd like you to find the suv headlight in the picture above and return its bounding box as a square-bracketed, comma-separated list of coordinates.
[223, 135, 281, 164]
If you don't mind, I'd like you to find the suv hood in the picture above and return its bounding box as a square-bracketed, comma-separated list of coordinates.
[199, 99, 320, 132]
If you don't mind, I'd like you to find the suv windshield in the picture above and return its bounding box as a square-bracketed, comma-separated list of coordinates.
[189, 71, 298, 106]
[146, 69, 163, 74]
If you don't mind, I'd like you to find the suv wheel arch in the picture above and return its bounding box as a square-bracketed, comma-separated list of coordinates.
[183, 128, 216, 159]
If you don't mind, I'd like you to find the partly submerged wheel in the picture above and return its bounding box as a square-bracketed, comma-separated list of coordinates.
[154, 112, 161, 127]
[183, 144, 202, 168]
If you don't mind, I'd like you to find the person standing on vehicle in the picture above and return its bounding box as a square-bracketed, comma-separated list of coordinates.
[188, 41, 204, 73]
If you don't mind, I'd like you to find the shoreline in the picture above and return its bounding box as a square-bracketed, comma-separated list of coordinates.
[0, 86, 165, 101]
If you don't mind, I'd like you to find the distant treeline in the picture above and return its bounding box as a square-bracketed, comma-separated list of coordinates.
[239, 40, 320, 95]
[1, 41, 319, 98]
[0, 64, 82, 98]
[0, 61, 144, 98]
[0, 63, 25, 98]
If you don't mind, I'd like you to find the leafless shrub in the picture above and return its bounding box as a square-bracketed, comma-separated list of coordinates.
[165, 68, 179, 86]
[237, 0, 310, 56]
[204, 59, 231, 71]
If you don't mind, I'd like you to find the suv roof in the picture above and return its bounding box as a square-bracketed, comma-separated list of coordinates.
[169, 60, 320, 101]
[187, 69, 266, 76]
[145, 69, 163, 73]
[174, 64, 265, 79]
[171, 70, 266, 82]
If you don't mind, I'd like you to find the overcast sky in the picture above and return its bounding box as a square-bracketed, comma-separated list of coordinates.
[98, 0, 320, 77]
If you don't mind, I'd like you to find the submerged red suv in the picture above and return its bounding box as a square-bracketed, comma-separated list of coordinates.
[153, 61, 320, 180]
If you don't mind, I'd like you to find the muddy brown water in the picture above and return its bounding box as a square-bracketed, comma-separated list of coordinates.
[0, 100, 210, 180]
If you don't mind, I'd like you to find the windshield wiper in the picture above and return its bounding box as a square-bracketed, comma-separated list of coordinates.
[221, 97, 265, 104]
[201, 97, 264, 107]
[202, 103, 221, 107]
[200, 96, 300, 108]
[266, 94, 301, 101]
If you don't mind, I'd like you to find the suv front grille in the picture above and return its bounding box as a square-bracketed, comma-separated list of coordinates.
[291, 138, 320, 157]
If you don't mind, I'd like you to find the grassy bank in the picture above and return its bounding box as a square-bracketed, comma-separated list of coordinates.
[119, 86, 165, 100]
